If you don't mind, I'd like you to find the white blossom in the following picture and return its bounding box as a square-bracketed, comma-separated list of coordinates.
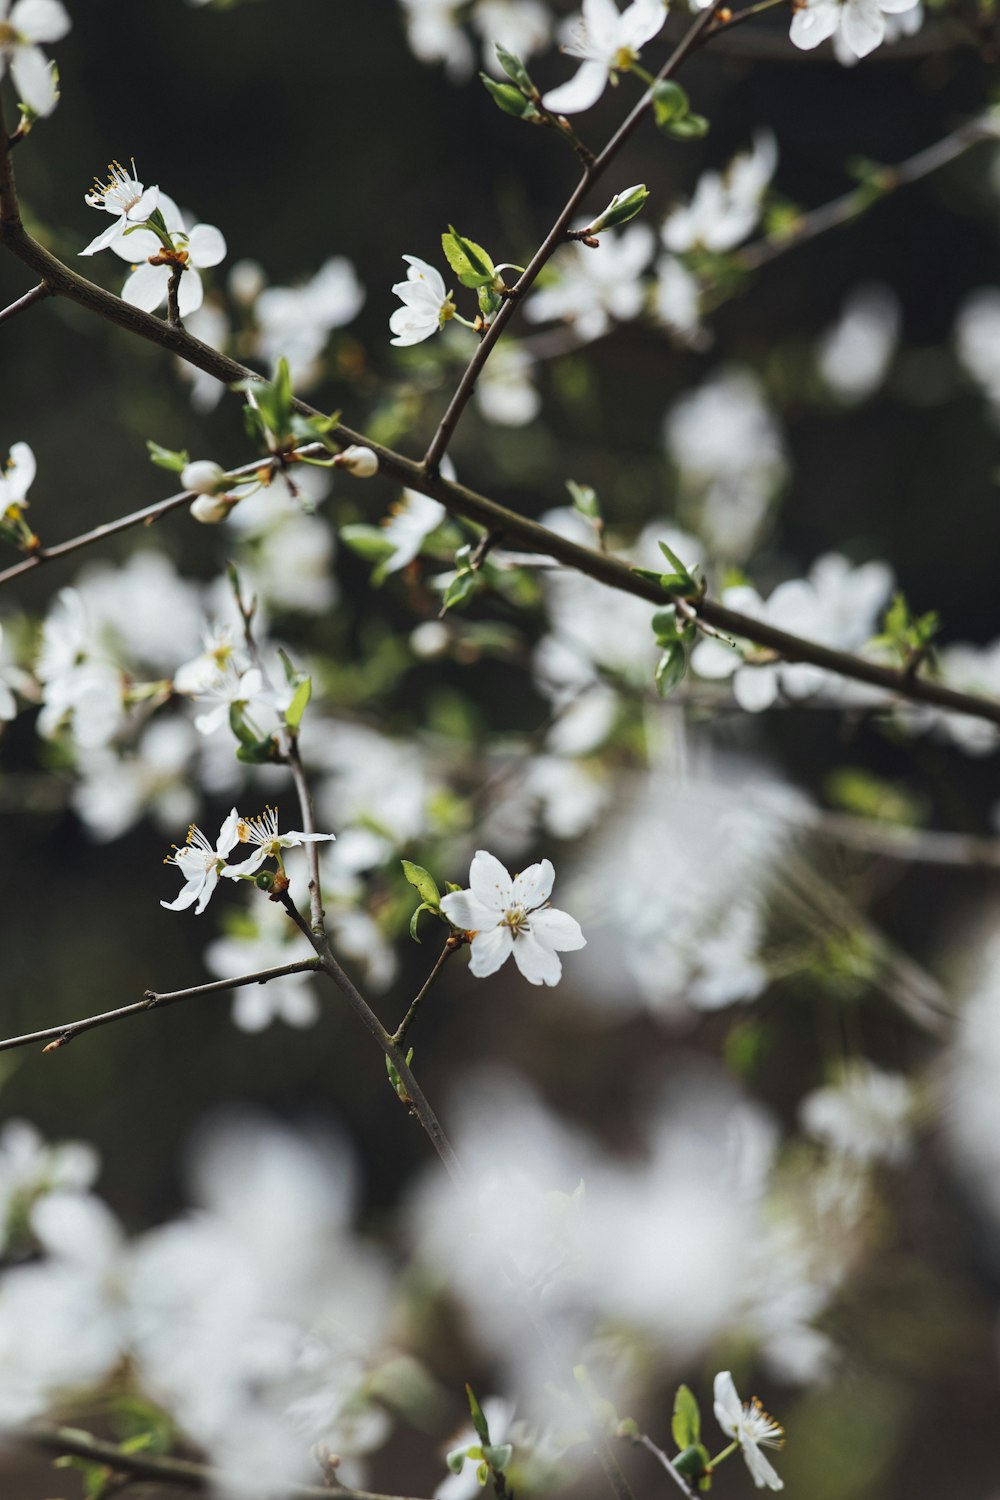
[223, 805, 335, 880]
[789, 0, 919, 59]
[542, 0, 667, 115]
[662, 131, 777, 254]
[205, 903, 320, 1033]
[110, 191, 226, 319]
[161, 807, 242, 914]
[255, 257, 366, 386]
[713, 1371, 784, 1489]
[440, 849, 585, 986]
[80, 158, 159, 256]
[390, 255, 455, 345]
[0, 439, 35, 512]
[0, 0, 70, 118]
[525, 224, 654, 341]
[799, 1062, 914, 1164]
[816, 283, 899, 402]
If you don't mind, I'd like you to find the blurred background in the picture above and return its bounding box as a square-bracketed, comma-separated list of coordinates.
[3, 1, 1000, 1497]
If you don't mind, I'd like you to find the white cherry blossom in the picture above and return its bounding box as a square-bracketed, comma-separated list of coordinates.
[110, 191, 226, 319]
[161, 807, 241, 915]
[525, 223, 654, 341]
[0, 0, 70, 119]
[440, 849, 585, 986]
[81, 159, 160, 257]
[789, 0, 919, 60]
[0, 439, 35, 510]
[390, 255, 455, 346]
[222, 805, 335, 880]
[542, 0, 668, 115]
[662, 131, 777, 254]
[713, 1370, 784, 1490]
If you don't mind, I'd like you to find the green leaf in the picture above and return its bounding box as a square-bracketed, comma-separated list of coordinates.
[284, 676, 312, 732]
[401, 860, 441, 907]
[481, 75, 538, 118]
[658, 540, 693, 578]
[466, 1384, 492, 1445]
[655, 641, 689, 697]
[495, 43, 534, 90]
[566, 478, 601, 520]
[409, 900, 434, 942]
[482, 1444, 513, 1471]
[442, 227, 497, 289]
[441, 569, 481, 613]
[652, 79, 690, 126]
[652, 606, 687, 645]
[672, 1385, 701, 1449]
[674, 1444, 711, 1482]
[667, 113, 710, 141]
[340, 524, 396, 563]
[236, 738, 277, 765]
[147, 440, 189, 473]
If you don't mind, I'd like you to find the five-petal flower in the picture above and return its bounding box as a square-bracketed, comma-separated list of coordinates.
[713, 1371, 784, 1491]
[222, 805, 335, 880]
[161, 807, 241, 915]
[109, 191, 227, 319]
[80, 159, 160, 257]
[440, 849, 585, 986]
[389, 255, 455, 346]
[542, 0, 667, 115]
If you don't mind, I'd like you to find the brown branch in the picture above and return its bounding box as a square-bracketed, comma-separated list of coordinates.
[392, 939, 458, 1047]
[419, 0, 724, 475]
[0, 960, 320, 1054]
[9, 1421, 431, 1500]
[0, 279, 51, 325]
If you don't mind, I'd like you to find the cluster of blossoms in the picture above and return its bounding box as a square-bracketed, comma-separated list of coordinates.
[162, 806, 335, 914]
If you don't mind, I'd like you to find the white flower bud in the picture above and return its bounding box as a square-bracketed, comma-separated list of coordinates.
[182, 460, 226, 496]
[189, 494, 233, 524]
[337, 444, 379, 478]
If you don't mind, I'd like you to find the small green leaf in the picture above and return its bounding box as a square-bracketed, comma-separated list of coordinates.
[441, 569, 481, 613]
[409, 900, 434, 942]
[672, 1384, 701, 1449]
[285, 676, 312, 732]
[667, 113, 710, 141]
[652, 605, 688, 644]
[658, 540, 693, 578]
[147, 440, 189, 473]
[655, 641, 689, 696]
[340, 524, 396, 563]
[674, 1444, 711, 1482]
[481, 75, 538, 118]
[588, 184, 649, 233]
[447, 1447, 469, 1475]
[495, 43, 534, 91]
[652, 79, 689, 126]
[236, 738, 277, 764]
[442, 227, 497, 289]
[401, 860, 441, 907]
[566, 478, 601, 520]
[466, 1384, 492, 1445]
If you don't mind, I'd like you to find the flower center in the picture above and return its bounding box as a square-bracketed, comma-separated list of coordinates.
[88, 160, 143, 215]
[0, 24, 18, 47]
[503, 906, 529, 936]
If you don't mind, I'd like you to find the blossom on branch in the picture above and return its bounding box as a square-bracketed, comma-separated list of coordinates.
[0, 0, 70, 119]
[440, 849, 586, 986]
[223, 805, 335, 880]
[111, 192, 227, 318]
[80, 159, 159, 257]
[389, 256, 456, 346]
[789, 0, 919, 60]
[713, 1370, 785, 1490]
[542, 0, 668, 115]
[161, 807, 241, 914]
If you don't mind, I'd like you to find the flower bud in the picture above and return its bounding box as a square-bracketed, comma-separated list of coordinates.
[336, 444, 379, 478]
[182, 459, 226, 495]
[189, 494, 234, 524]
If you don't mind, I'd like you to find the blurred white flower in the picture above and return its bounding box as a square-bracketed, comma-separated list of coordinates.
[542, 0, 667, 115]
[0, 0, 70, 118]
[399, 0, 475, 80]
[662, 132, 777, 254]
[381, 489, 448, 573]
[256, 257, 365, 386]
[799, 1062, 914, 1164]
[0, 439, 35, 512]
[473, 0, 552, 72]
[526, 224, 654, 341]
[440, 849, 586, 985]
[475, 342, 541, 426]
[955, 286, 1000, 414]
[206, 903, 320, 1033]
[713, 1371, 784, 1490]
[817, 284, 899, 402]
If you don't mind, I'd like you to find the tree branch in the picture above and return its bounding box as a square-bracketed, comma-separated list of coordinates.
[419, 0, 724, 475]
[392, 939, 457, 1047]
[7, 1421, 431, 1500]
[0, 280, 51, 325]
[0, 960, 320, 1054]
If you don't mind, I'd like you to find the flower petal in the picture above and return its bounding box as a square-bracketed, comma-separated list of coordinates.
[177, 266, 205, 318]
[469, 849, 514, 911]
[512, 858, 554, 909]
[512, 930, 562, 986]
[10, 0, 70, 43]
[468, 923, 514, 977]
[531, 906, 586, 952]
[542, 59, 609, 115]
[712, 1371, 742, 1438]
[440, 889, 494, 931]
[121, 262, 168, 312]
[10, 44, 57, 116]
[188, 223, 227, 268]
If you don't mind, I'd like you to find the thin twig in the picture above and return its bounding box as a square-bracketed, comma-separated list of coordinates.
[286, 735, 326, 935]
[419, 0, 724, 475]
[0, 279, 50, 325]
[9, 1421, 431, 1500]
[0, 960, 320, 1055]
[634, 1433, 697, 1499]
[166, 264, 183, 327]
[392, 939, 457, 1046]
[737, 110, 997, 274]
